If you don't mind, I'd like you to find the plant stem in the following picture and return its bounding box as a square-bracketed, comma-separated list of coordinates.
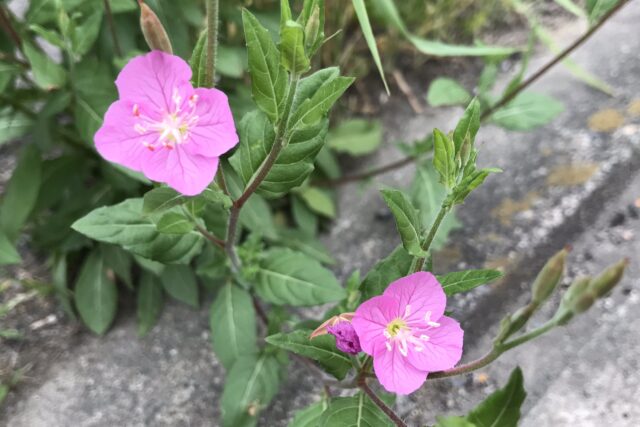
[428, 318, 559, 380]
[0, 5, 22, 51]
[481, 0, 631, 120]
[205, 0, 219, 87]
[225, 76, 299, 265]
[103, 0, 122, 57]
[358, 377, 408, 427]
[413, 202, 449, 272]
[194, 224, 225, 249]
[427, 349, 501, 380]
[318, 0, 631, 188]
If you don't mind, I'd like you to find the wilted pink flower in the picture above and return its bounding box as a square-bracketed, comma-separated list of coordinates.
[352, 272, 463, 395]
[95, 51, 238, 196]
[327, 321, 362, 355]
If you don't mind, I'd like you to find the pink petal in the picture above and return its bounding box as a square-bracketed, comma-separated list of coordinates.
[115, 51, 193, 111]
[408, 316, 464, 372]
[137, 147, 219, 196]
[373, 345, 428, 395]
[186, 88, 239, 157]
[352, 295, 400, 355]
[95, 100, 160, 172]
[383, 272, 446, 324]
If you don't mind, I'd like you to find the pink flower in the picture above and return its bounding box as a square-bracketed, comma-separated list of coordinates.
[352, 272, 463, 395]
[327, 321, 362, 355]
[95, 51, 238, 196]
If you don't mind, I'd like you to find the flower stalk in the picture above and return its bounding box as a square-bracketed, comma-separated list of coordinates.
[205, 0, 219, 87]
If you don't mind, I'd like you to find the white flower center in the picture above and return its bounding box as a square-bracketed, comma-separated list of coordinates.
[132, 89, 200, 151]
[383, 308, 440, 357]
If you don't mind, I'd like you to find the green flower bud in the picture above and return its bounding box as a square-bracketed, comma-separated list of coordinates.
[571, 292, 595, 314]
[562, 276, 591, 306]
[531, 248, 567, 304]
[139, 1, 173, 54]
[588, 259, 628, 298]
[304, 5, 320, 52]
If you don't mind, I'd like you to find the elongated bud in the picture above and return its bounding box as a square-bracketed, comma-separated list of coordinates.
[556, 276, 591, 324]
[304, 5, 320, 51]
[139, 1, 172, 54]
[531, 248, 567, 304]
[588, 259, 628, 298]
[571, 292, 595, 314]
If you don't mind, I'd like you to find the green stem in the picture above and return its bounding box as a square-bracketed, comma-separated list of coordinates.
[225, 76, 300, 269]
[103, 0, 122, 57]
[205, 0, 219, 87]
[413, 202, 449, 272]
[428, 317, 559, 380]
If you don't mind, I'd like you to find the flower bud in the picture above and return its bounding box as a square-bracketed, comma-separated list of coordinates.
[309, 312, 354, 339]
[588, 259, 628, 298]
[556, 276, 591, 324]
[304, 4, 321, 51]
[531, 248, 567, 305]
[570, 292, 595, 314]
[139, 1, 173, 54]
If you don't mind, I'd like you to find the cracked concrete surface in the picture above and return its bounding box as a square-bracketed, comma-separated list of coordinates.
[2, 1, 640, 426]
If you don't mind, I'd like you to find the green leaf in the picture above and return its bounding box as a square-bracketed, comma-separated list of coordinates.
[221, 354, 282, 427]
[0, 232, 21, 266]
[586, 0, 617, 24]
[410, 163, 461, 251]
[289, 401, 327, 427]
[360, 245, 413, 300]
[266, 330, 352, 379]
[319, 394, 394, 427]
[467, 367, 526, 427]
[156, 211, 193, 234]
[298, 187, 335, 218]
[51, 254, 75, 319]
[380, 188, 425, 257]
[28, 24, 65, 48]
[453, 98, 481, 152]
[240, 194, 278, 240]
[229, 110, 328, 198]
[102, 244, 133, 289]
[73, 59, 117, 144]
[242, 9, 288, 123]
[74, 251, 117, 335]
[436, 416, 477, 427]
[190, 30, 208, 87]
[143, 187, 185, 215]
[137, 272, 164, 336]
[0, 109, 33, 145]
[72, 9, 103, 57]
[291, 195, 318, 236]
[0, 145, 42, 240]
[255, 248, 345, 306]
[437, 269, 503, 296]
[271, 228, 335, 265]
[427, 78, 472, 107]
[369, 0, 516, 57]
[452, 168, 501, 204]
[490, 92, 564, 131]
[210, 283, 257, 370]
[160, 265, 199, 307]
[72, 198, 204, 264]
[351, 0, 389, 93]
[433, 129, 456, 188]
[22, 42, 66, 90]
[288, 71, 354, 131]
[280, 20, 310, 73]
[328, 119, 382, 156]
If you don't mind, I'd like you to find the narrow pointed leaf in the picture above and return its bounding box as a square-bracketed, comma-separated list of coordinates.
[380, 188, 425, 257]
[437, 269, 503, 296]
[467, 367, 526, 427]
[74, 251, 117, 335]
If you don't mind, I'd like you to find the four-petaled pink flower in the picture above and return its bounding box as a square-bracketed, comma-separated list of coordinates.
[352, 272, 463, 395]
[95, 51, 238, 196]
